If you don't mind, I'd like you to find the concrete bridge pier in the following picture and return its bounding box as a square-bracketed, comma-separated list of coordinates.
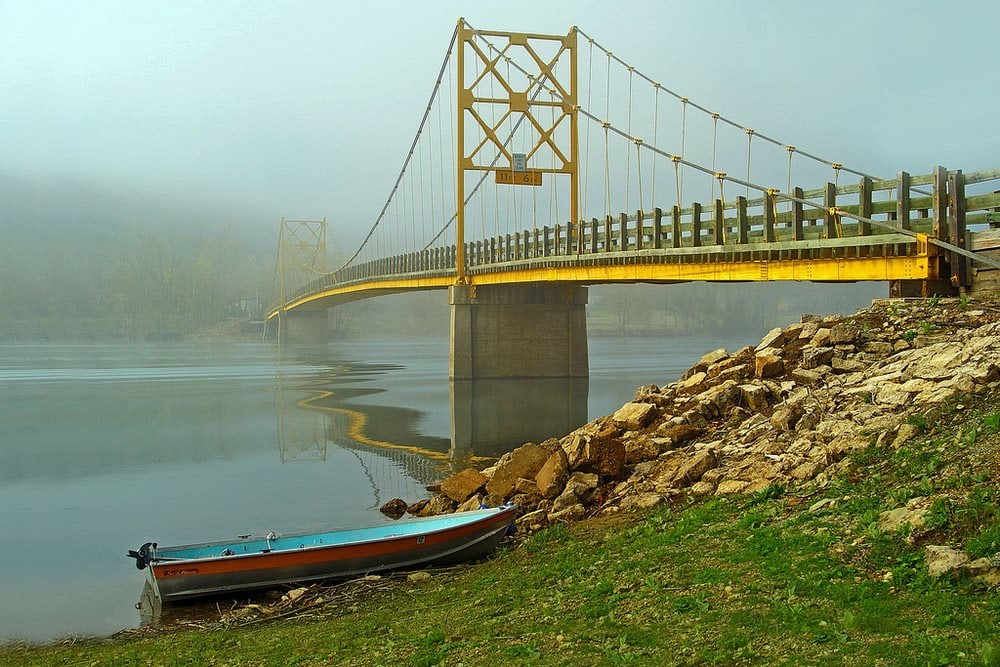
[275, 310, 329, 344]
[449, 283, 588, 380]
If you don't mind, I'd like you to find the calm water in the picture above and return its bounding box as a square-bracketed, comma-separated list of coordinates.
[0, 334, 752, 643]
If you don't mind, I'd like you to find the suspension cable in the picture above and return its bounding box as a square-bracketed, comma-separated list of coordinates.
[574, 26, 882, 183]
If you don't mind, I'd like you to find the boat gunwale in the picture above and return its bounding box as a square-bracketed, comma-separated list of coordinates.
[149, 506, 514, 567]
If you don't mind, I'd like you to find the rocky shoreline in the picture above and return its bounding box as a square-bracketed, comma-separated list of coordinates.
[384, 293, 1000, 577]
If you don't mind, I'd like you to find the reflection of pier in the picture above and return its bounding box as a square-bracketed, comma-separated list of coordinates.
[275, 364, 589, 483]
[450, 378, 589, 460]
[275, 387, 327, 463]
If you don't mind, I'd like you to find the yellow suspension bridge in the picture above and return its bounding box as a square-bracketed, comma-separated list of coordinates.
[267, 19, 1000, 379]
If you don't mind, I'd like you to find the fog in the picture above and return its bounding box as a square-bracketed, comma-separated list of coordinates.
[1, 1, 996, 338]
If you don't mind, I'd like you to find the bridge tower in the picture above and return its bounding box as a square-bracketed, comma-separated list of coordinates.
[274, 218, 330, 343]
[451, 21, 587, 379]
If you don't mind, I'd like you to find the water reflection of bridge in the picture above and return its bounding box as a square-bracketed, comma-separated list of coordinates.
[276, 376, 589, 486]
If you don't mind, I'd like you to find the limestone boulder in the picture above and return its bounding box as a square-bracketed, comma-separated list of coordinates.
[612, 402, 657, 431]
[715, 479, 751, 495]
[693, 347, 730, 373]
[535, 448, 570, 499]
[379, 498, 408, 520]
[486, 443, 551, 499]
[770, 403, 805, 431]
[624, 436, 660, 465]
[658, 423, 703, 445]
[791, 367, 823, 386]
[562, 471, 600, 502]
[809, 328, 832, 347]
[754, 347, 784, 379]
[548, 503, 586, 523]
[456, 494, 485, 512]
[650, 448, 718, 489]
[891, 423, 921, 449]
[406, 499, 429, 515]
[801, 346, 835, 369]
[439, 468, 489, 503]
[739, 384, 770, 413]
[678, 371, 709, 395]
[416, 495, 455, 517]
[756, 327, 785, 351]
[829, 322, 858, 344]
[926, 545, 970, 578]
[572, 434, 627, 479]
[877, 501, 928, 533]
[619, 492, 664, 512]
[831, 357, 866, 374]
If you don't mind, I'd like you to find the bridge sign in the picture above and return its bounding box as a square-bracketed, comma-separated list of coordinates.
[495, 169, 542, 186]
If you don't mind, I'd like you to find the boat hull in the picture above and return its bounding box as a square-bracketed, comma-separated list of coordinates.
[145, 507, 515, 601]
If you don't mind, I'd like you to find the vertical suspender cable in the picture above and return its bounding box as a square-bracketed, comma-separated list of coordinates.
[786, 146, 795, 216]
[605, 51, 612, 218]
[679, 98, 687, 205]
[651, 84, 659, 212]
[583, 37, 594, 221]
[625, 66, 633, 213]
[710, 113, 719, 202]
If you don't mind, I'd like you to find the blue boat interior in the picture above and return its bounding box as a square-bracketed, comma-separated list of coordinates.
[155, 507, 504, 561]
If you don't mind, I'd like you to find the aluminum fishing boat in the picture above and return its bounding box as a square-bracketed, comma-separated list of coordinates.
[127, 505, 516, 601]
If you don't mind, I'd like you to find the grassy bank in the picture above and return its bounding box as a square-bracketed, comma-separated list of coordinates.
[5, 389, 1000, 665]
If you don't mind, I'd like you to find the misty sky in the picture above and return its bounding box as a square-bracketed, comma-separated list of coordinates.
[2, 0, 997, 251]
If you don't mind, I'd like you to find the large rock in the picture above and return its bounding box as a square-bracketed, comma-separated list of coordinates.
[693, 347, 730, 372]
[770, 403, 805, 431]
[658, 423, 703, 445]
[563, 471, 599, 500]
[925, 545, 970, 578]
[416, 495, 455, 517]
[801, 346, 835, 369]
[486, 443, 551, 499]
[586, 436, 626, 478]
[439, 468, 488, 503]
[696, 380, 741, 414]
[535, 449, 570, 499]
[563, 432, 626, 478]
[379, 498, 408, 519]
[739, 384, 770, 413]
[829, 323, 858, 344]
[612, 402, 657, 430]
[677, 371, 708, 395]
[891, 423, 921, 449]
[624, 436, 660, 464]
[791, 367, 823, 386]
[754, 348, 785, 379]
[756, 327, 785, 351]
[650, 448, 718, 489]
[456, 494, 485, 512]
[877, 501, 928, 533]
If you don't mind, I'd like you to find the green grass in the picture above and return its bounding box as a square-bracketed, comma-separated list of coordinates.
[5, 393, 1000, 666]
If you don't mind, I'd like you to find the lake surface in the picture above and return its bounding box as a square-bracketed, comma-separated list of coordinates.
[0, 333, 753, 642]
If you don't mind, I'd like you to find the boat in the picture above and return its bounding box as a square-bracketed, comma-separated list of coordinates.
[127, 505, 516, 601]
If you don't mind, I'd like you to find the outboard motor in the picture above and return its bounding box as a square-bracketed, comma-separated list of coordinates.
[127, 542, 156, 570]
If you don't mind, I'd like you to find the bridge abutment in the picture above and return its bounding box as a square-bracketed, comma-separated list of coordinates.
[449, 283, 589, 380]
